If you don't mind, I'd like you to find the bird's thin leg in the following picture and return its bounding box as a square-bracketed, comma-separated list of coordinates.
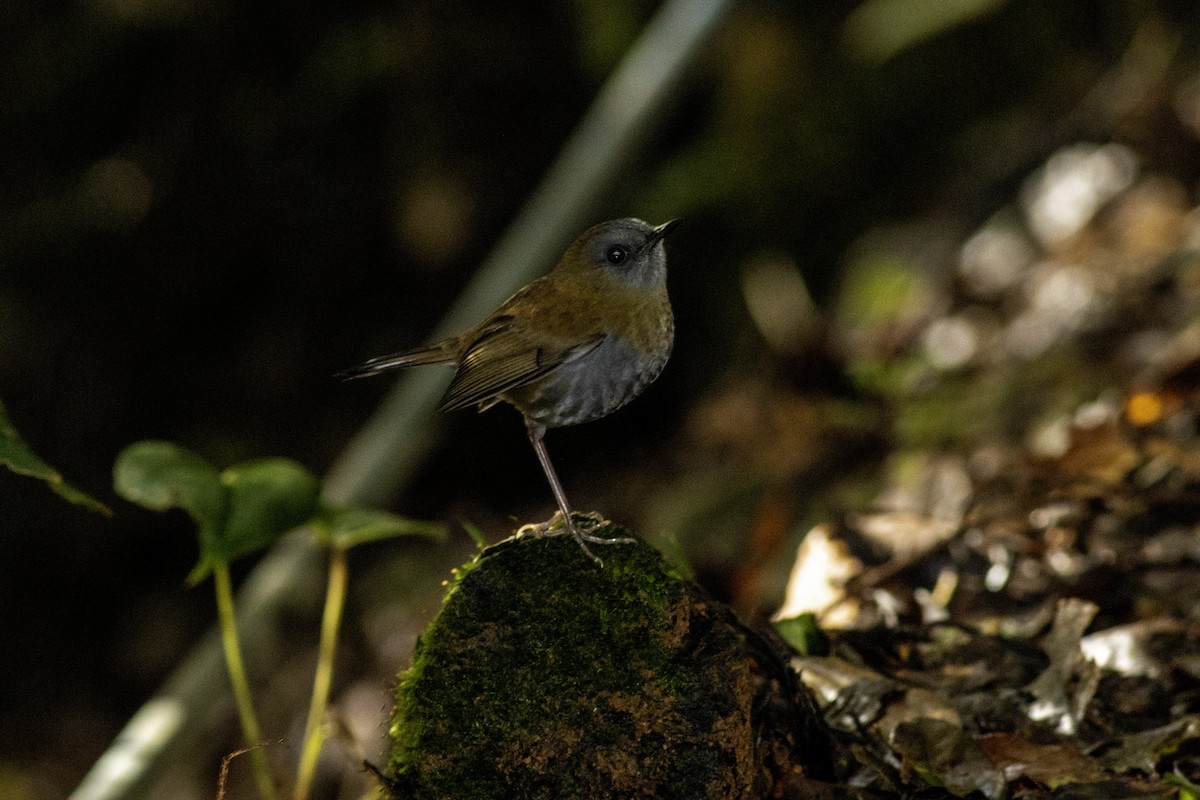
[524, 419, 631, 565]
[525, 420, 600, 565]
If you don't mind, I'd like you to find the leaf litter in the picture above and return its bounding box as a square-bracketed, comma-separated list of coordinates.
[764, 82, 1200, 799]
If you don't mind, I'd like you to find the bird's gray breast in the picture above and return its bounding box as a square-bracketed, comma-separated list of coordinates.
[505, 333, 672, 429]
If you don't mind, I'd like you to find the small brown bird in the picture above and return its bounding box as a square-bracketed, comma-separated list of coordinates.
[341, 217, 679, 564]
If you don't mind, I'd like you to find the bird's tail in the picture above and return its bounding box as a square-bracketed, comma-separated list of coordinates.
[337, 340, 457, 381]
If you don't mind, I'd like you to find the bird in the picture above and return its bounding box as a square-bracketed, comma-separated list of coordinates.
[340, 217, 679, 565]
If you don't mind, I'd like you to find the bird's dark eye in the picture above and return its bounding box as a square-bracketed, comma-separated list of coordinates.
[605, 245, 629, 265]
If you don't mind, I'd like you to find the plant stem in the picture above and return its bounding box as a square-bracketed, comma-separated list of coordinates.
[214, 561, 279, 800]
[293, 544, 349, 800]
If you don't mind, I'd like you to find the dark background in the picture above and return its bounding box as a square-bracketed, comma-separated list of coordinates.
[4, 1, 1200, 797]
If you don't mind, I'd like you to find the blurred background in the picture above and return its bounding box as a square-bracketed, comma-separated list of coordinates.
[6, 0, 1200, 797]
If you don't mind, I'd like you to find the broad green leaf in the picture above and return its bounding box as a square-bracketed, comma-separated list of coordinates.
[215, 458, 320, 564]
[112, 440, 223, 526]
[2, 399, 110, 514]
[320, 506, 445, 550]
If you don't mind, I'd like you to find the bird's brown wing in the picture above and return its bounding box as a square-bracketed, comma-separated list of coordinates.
[438, 316, 604, 412]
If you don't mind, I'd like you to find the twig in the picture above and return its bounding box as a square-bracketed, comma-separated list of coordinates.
[216, 742, 283, 800]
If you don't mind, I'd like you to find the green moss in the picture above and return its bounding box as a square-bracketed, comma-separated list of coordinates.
[385, 519, 763, 799]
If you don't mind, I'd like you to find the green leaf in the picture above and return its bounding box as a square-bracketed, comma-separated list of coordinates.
[321, 506, 445, 550]
[215, 458, 320, 564]
[843, 0, 1007, 64]
[1166, 771, 1200, 800]
[773, 613, 829, 657]
[113, 440, 225, 527]
[113, 444, 322, 583]
[460, 519, 489, 550]
[114, 441, 226, 581]
[2, 398, 111, 514]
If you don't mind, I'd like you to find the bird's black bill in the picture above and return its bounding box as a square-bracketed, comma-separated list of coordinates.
[649, 218, 681, 246]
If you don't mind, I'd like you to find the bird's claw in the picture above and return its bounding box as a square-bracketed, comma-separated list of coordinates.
[578, 530, 637, 545]
[516, 511, 634, 567]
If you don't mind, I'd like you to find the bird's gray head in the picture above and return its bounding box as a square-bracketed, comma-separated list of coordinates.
[569, 217, 680, 288]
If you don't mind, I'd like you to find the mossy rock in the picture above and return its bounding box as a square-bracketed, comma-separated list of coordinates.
[384, 518, 802, 800]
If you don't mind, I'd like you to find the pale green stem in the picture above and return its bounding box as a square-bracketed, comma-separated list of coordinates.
[293, 544, 349, 800]
[214, 561, 280, 800]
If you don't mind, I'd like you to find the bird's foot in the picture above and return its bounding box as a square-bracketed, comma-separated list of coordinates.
[517, 511, 635, 567]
